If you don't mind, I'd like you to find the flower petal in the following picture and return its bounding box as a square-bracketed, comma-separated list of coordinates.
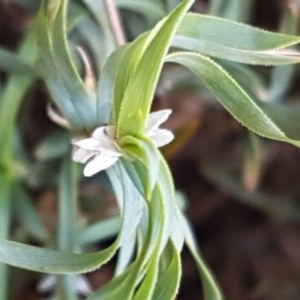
[92, 125, 115, 140]
[72, 147, 97, 163]
[99, 140, 122, 156]
[148, 128, 174, 148]
[37, 274, 55, 293]
[72, 138, 103, 151]
[37, 274, 92, 295]
[47, 103, 71, 129]
[83, 154, 119, 176]
[146, 109, 172, 132]
[73, 138, 122, 157]
[75, 274, 93, 295]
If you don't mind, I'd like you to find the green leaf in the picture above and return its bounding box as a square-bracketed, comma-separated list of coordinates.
[268, 3, 299, 102]
[121, 147, 183, 256]
[222, 0, 253, 22]
[120, 158, 145, 196]
[174, 13, 300, 65]
[88, 268, 132, 300]
[12, 186, 49, 242]
[115, 0, 164, 23]
[0, 47, 37, 75]
[67, 2, 87, 31]
[90, 153, 180, 299]
[268, 64, 295, 102]
[203, 165, 300, 221]
[165, 0, 182, 11]
[35, 130, 70, 161]
[97, 45, 129, 125]
[89, 187, 164, 300]
[0, 239, 115, 273]
[217, 60, 267, 100]
[182, 217, 223, 300]
[81, 0, 118, 62]
[51, 0, 97, 126]
[157, 157, 184, 252]
[178, 13, 300, 51]
[152, 242, 181, 300]
[113, 35, 148, 125]
[132, 247, 160, 300]
[122, 10, 150, 38]
[97, 161, 144, 285]
[75, 17, 104, 73]
[14, 0, 39, 11]
[120, 136, 160, 199]
[116, 0, 194, 138]
[242, 132, 263, 191]
[166, 52, 300, 147]
[208, 0, 223, 17]
[37, 0, 96, 130]
[76, 216, 121, 246]
[0, 162, 143, 274]
[0, 24, 37, 170]
[279, 2, 299, 34]
[106, 163, 144, 246]
[37, 3, 82, 129]
[115, 229, 136, 276]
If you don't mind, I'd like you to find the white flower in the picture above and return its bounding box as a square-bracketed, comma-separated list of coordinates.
[72, 109, 174, 177]
[37, 274, 92, 297]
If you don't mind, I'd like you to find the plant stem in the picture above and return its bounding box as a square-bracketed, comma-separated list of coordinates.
[0, 24, 36, 169]
[104, 0, 126, 46]
[56, 151, 78, 300]
[0, 174, 12, 300]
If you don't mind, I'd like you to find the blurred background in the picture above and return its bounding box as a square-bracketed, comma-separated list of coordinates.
[1, 0, 300, 299]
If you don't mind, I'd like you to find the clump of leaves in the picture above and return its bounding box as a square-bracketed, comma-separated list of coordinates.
[1, 0, 300, 299]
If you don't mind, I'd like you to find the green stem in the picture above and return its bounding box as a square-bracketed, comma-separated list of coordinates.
[208, 0, 223, 16]
[0, 174, 12, 300]
[56, 151, 78, 300]
[0, 24, 36, 171]
[104, 0, 126, 46]
[0, 19, 36, 300]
